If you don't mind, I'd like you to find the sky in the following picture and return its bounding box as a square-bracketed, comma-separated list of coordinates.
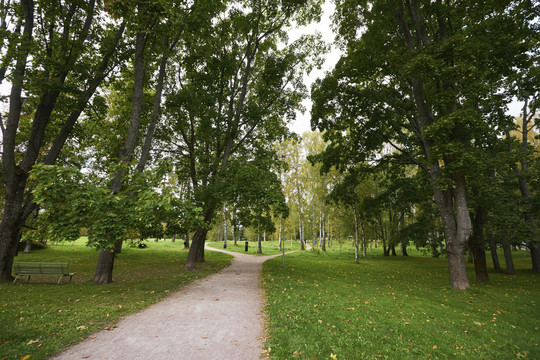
[287, 2, 342, 136]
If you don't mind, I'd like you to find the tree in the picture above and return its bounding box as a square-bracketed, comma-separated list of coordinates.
[29, 165, 203, 259]
[163, 0, 324, 271]
[312, 0, 532, 289]
[228, 160, 288, 253]
[0, 0, 126, 281]
[92, 0, 193, 284]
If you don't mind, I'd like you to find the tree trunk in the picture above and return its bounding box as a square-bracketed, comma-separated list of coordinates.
[94, 30, 148, 284]
[353, 204, 360, 263]
[400, 215, 408, 256]
[469, 207, 489, 283]
[223, 204, 228, 249]
[257, 223, 262, 254]
[0, 0, 34, 282]
[278, 221, 282, 251]
[528, 244, 540, 272]
[360, 220, 367, 257]
[487, 232, 501, 272]
[94, 250, 115, 284]
[321, 200, 326, 252]
[115, 239, 123, 253]
[171, 234, 176, 243]
[432, 171, 471, 290]
[401, 242, 408, 256]
[0, 180, 28, 281]
[501, 232, 515, 275]
[24, 240, 32, 254]
[313, 223, 317, 249]
[185, 226, 208, 271]
[299, 215, 305, 250]
[184, 233, 190, 249]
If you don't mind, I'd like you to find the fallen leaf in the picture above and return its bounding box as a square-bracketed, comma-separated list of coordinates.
[21, 355, 30, 360]
[26, 339, 40, 345]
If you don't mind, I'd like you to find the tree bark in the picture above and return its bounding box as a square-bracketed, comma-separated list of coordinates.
[487, 231, 501, 272]
[401, 242, 408, 256]
[299, 215, 305, 251]
[528, 244, 540, 272]
[0, 0, 34, 281]
[432, 172, 471, 290]
[360, 220, 367, 257]
[512, 98, 540, 272]
[395, 4, 471, 290]
[321, 200, 326, 252]
[223, 204, 228, 248]
[94, 30, 148, 284]
[353, 204, 360, 263]
[185, 227, 208, 271]
[501, 232, 515, 275]
[257, 223, 262, 254]
[469, 207, 489, 283]
[0, 6, 124, 282]
[94, 250, 115, 284]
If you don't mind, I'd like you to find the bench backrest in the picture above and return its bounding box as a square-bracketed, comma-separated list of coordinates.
[14, 262, 70, 275]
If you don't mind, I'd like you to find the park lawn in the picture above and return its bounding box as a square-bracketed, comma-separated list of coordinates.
[0, 239, 232, 360]
[207, 239, 302, 256]
[262, 248, 540, 360]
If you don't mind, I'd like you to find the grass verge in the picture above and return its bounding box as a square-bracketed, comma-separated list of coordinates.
[207, 239, 301, 255]
[0, 239, 232, 360]
[262, 249, 540, 360]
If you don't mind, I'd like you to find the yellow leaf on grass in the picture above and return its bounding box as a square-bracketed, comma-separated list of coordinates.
[330, 353, 337, 359]
[26, 339, 40, 345]
[21, 355, 30, 360]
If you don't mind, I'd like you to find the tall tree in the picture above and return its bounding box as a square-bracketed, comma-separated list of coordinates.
[312, 0, 532, 289]
[0, 0, 126, 281]
[164, 0, 324, 271]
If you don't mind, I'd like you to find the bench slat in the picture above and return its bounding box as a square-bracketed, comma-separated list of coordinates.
[13, 262, 74, 284]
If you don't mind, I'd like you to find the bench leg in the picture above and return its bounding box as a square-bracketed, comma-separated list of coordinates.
[27, 275, 31, 282]
[58, 276, 63, 284]
[13, 275, 19, 284]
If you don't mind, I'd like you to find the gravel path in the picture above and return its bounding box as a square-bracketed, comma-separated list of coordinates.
[52, 245, 283, 360]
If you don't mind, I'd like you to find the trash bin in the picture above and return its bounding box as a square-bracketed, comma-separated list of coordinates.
[223, 243, 227, 249]
[245, 241, 249, 252]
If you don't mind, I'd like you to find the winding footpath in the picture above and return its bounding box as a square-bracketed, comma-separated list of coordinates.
[52, 245, 284, 360]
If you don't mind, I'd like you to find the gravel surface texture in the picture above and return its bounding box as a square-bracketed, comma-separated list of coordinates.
[52, 245, 282, 360]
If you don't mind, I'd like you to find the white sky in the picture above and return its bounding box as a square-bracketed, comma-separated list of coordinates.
[288, 2, 342, 136]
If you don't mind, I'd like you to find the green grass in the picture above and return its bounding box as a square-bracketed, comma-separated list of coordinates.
[0, 239, 232, 360]
[207, 239, 302, 255]
[262, 249, 540, 360]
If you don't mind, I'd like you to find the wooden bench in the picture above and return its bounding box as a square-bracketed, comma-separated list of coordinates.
[13, 262, 75, 284]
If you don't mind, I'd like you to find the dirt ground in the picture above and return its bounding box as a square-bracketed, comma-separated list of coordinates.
[52, 245, 282, 360]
